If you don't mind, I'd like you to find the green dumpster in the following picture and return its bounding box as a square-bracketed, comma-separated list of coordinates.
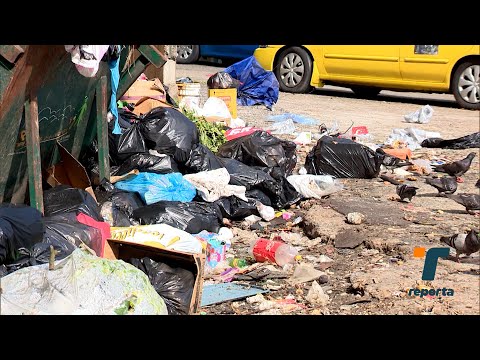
[0, 45, 166, 208]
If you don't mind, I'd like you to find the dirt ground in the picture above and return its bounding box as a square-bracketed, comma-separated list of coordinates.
[177, 63, 480, 315]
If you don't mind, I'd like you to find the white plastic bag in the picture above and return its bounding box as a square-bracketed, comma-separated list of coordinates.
[184, 168, 247, 202]
[201, 97, 232, 119]
[179, 96, 202, 116]
[385, 127, 441, 151]
[293, 132, 312, 145]
[0, 249, 168, 315]
[110, 224, 203, 254]
[256, 201, 275, 221]
[65, 45, 109, 78]
[287, 175, 343, 199]
[404, 105, 434, 124]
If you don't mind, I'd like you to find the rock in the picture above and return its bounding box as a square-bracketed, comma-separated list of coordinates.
[246, 293, 265, 304]
[318, 274, 329, 284]
[306, 281, 329, 306]
[359, 249, 380, 257]
[346, 212, 365, 225]
[302, 205, 349, 239]
[335, 228, 366, 249]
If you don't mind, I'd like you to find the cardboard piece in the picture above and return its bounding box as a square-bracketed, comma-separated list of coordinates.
[45, 142, 91, 190]
[103, 239, 205, 315]
[121, 78, 169, 115]
[132, 97, 171, 116]
[208, 88, 237, 118]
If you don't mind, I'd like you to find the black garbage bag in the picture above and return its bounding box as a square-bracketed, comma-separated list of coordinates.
[0, 204, 44, 265]
[305, 136, 383, 179]
[43, 185, 103, 222]
[183, 144, 224, 174]
[207, 71, 239, 89]
[215, 189, 272, 220]
[421, 132, 480, 149]
[219, 157, 276, 190]
[129, 257, 194, 315]
[109, 122, 148, 164]
[4, 213, 103, 275]
[133, 201, 223, 234]
[108, 191, 144, 226]
[113, 153, 178, 176]
[43, 213, 102, 249]
[139, 107, 199, 164]
[217, 131, 297, 176]
[261, 166, 303, 208]
[219, 158, 300, 209]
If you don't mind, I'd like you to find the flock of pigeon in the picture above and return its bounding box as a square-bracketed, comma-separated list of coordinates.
[378, 151, 479, 262]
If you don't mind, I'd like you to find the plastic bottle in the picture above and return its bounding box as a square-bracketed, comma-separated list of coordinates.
[228, 258, 248, 268]
[249, 238, 299, 267]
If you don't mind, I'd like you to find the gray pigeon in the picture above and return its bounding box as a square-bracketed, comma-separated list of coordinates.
[432, 152, 476, 180]
[446, 193, 480, 214]
[425, 176, 458, 195]
[440, 229, 480, 262]
[396, 184, 418, 202]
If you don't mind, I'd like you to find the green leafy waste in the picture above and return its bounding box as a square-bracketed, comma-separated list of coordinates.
[181, 108, 227, 153]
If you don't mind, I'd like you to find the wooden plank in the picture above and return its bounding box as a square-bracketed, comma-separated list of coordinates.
[96, 76, 110, 182]
[24, 94, 44, 213]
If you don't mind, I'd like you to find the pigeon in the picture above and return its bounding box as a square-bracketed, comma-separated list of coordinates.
[440, 229, 480, 262]
[446, 193, 480, 214]
[376, 148, 412, 173]
[396, 184, 418, 202]
[432, 152, 476, 182]
[425, 176, 458, 196]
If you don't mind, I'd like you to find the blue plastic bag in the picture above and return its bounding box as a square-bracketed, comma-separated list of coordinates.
[268, 113, 319, 126]
[114, 172, 197, 205]
[223, 56, 279, 110]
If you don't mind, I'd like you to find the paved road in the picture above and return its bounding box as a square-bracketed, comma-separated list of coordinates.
[177, 63, 479, 142]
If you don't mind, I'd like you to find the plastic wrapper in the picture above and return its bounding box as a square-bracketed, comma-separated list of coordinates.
[0, 204, 44, 265]
[139, 107, 199, 164]
[110, 224, 202, 254]
[421, 132, 480, 149]
[133, 201, 223, 234]
[184, 168, 247, 202]
[207, 71, 238, 89]
[43, 185, 103, 222]
[404, 105, 434, 124]
[224, 56, 279, 109]
[0, 249, 168, 315]
[287, 175, 344, 199]
[114, 172, 197, 205]
[112, 153, 178, 176]
[129, 257, 195, 315]
[183, 144, 224, 174]
[268, 118, 296, 135]
[305, 136, 383, 179]
[217, 131, 297, 176]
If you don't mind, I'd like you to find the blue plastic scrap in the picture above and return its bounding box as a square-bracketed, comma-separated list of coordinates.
[200, 283, 269, 307]
[223, 56, 279, 110]
[268, 113, 319, 126]
[114, 172, 197, 205]
[109, 54, 122, 135]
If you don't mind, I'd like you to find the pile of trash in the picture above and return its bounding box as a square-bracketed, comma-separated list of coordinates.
[2, 52, 479, 316]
